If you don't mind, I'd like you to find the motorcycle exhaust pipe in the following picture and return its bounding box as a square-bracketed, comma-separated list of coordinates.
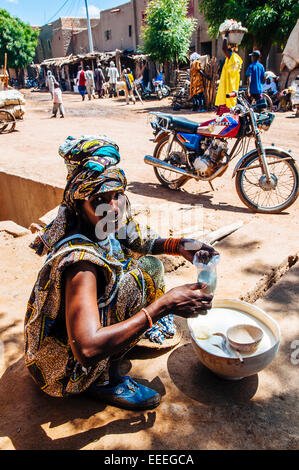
[144, 155, 198, 179]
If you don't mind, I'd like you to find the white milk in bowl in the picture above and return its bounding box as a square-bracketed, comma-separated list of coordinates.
[189, 300, 278, 359]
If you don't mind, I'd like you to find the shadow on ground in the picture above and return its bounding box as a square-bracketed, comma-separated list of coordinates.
[127, 180, 252, 214]
[0, 357, 158, 450]
[167, 343, 259, 406]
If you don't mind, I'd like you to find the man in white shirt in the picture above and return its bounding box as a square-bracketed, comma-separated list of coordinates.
[108, 61, 119, 98]
[46, 71, 58, 99]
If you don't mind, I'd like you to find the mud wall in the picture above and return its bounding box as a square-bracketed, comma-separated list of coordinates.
[0, 171, 63, 228]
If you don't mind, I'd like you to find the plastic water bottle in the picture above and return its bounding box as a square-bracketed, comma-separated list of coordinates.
[193, 254, 220, 295]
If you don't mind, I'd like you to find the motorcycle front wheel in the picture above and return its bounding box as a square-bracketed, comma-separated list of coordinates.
[162, 86, 170, 98]
[153, 136, 189, 188]
[157, 89, 163, 100]
[235, 150, 299, 213]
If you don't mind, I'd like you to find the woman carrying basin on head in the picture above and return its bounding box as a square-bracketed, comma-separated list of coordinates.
[24, 137, 218, 410]
[215, 34, 243, 115]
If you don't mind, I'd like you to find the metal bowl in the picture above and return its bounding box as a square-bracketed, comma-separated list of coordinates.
[228, 31, 245, 45]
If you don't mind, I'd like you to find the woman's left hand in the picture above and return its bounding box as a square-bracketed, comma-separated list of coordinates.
[178, 238, 219, 264]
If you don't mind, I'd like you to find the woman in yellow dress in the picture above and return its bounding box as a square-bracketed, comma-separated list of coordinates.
[215, 34, 243, 115]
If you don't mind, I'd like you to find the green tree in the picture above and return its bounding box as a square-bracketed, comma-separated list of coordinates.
[198, 0, 299, 64]
[141, 0, 196, 79]
[0, 9, 39, 73]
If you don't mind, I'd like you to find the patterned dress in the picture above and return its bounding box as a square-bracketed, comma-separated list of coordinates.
[190, 60, 205, 98]
[24, 219, 165, 398]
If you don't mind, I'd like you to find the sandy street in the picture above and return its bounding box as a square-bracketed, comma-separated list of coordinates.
[0, 89, 298, 450]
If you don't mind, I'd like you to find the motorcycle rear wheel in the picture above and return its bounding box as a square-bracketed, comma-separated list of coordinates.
[153, 136, 189, 188]
[235, 150, 299, 213]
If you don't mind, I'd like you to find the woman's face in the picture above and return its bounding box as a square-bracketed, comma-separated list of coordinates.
[82, 190, 126, 240]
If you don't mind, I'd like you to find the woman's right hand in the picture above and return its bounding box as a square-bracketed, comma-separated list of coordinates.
[160, 283, 213, 318]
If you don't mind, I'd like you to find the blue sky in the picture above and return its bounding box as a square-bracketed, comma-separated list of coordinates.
[0, 0, 129, 26]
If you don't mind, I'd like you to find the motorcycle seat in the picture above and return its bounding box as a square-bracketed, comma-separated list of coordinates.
[160, 114, 199, 133]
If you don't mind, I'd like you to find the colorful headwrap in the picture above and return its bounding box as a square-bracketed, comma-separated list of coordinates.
[59, 135, 121, 177]
[31, 136, 127, 256]
[63, 167, 127, 213]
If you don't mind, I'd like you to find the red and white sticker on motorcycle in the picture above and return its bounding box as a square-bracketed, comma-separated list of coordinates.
[197, 115, 240, 138]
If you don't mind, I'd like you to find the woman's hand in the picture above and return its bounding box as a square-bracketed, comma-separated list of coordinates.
[158, 282, 213, 318]
[178, 238, 219, 264]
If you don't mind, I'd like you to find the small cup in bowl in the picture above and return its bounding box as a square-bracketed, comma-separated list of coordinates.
[226, 324, 263, 354]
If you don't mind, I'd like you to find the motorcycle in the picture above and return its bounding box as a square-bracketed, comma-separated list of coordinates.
[153, 73, 170, 100]
[144, 90, 299, 214]
[154, 79, 171, 99]
[135, 77, 170, 100]
[172, 77, 191, 110]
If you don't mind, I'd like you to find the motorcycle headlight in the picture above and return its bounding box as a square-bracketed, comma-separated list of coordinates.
[149, 114, 158, 128]
[256, 112, 275, 131]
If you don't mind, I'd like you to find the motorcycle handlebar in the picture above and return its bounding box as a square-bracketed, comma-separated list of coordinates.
[226, 92, 237, 98]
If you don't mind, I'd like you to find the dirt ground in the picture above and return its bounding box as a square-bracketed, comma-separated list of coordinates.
[0, 90, 298, 450]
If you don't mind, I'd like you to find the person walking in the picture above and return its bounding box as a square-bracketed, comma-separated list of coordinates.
[94, 63, 105, 98]
[85, 66, 96, 100]
[215, 34, 243, 115]
[51, 82, 65, 118]
[46, 70, 57, 99]
[108, 61, 119, 98]
[76, 66, 86, 101]
[189, 54, 209, 112]
[122, 68, 136, 105]
[246, 50, 265, 101]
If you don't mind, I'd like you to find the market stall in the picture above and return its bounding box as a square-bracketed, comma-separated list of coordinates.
[40, 51, 116, 92]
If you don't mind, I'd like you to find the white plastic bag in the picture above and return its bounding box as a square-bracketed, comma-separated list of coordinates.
[193, 254, 220, 295]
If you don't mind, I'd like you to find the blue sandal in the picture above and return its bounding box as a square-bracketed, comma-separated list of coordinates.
[86, 376, 161, 410]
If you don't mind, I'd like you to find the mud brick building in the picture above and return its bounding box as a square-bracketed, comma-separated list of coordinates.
[35, 0, 282, 79]
[35, 17, 100, 63]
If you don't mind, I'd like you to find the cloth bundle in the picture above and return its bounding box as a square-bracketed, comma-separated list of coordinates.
[0, 90, 25, 107]
[0, 90, 26, 119]
[219, 19, 248, 34]
[281, 19, 299, 72]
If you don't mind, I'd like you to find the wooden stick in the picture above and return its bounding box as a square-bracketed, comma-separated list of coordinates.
[172, 221, 243, 246]
[204, 222, 244, 245]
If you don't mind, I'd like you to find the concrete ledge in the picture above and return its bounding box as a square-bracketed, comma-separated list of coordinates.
[0, 220, 31, 237]
[0, 169, 63, 228]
